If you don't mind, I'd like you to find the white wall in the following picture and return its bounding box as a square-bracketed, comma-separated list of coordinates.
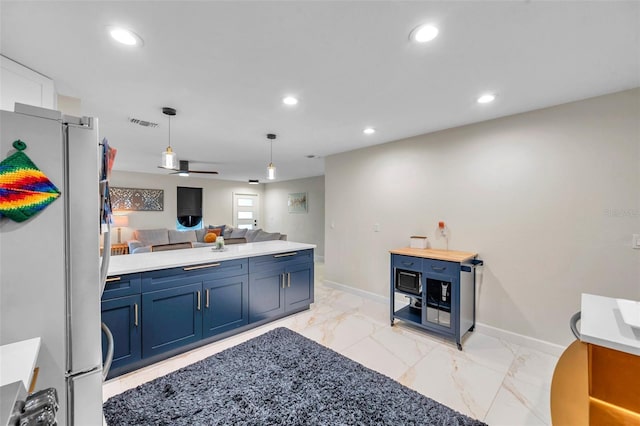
[325, 88, 640, 346]
[109, 171, 264, 243]
[263, 175, 325, 258]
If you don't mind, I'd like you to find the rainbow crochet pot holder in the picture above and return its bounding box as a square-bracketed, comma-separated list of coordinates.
[0, 140, 61, 222]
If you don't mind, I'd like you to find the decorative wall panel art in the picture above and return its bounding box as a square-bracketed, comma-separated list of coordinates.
[288, 192, 308, 213]
[110, 187, 164, 211]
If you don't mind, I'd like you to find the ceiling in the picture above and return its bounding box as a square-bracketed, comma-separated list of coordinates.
[1, 1, 639, 183]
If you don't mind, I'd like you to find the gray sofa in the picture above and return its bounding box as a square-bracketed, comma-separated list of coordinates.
[127, 226, 286, 254]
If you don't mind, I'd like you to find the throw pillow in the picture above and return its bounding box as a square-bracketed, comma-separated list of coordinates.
[204, 232, 218, 243]
[195, 228, 208, 242]
[222, 226, 233, 238]
[208, 224, 226, 235]
[230, 228, 248, 239]
[135, 229, 169, 246]
[253, 230, 282, 242]
[244, 228, 262, 242]
[168, 230, 197, 244]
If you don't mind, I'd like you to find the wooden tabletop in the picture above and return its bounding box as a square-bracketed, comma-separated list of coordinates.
[389, 248, 477, 263]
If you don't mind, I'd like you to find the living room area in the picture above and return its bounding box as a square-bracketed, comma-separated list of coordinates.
[105, 170, 326, 260]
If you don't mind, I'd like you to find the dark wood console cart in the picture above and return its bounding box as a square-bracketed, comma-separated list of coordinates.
[389, 248, 482, 350]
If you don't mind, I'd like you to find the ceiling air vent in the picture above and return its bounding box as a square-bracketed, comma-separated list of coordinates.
[128, 117, 159, 128]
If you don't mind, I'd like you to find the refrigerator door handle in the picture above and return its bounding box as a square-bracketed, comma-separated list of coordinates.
[100, 228, 111, 296]
[101, 322, 114, 380]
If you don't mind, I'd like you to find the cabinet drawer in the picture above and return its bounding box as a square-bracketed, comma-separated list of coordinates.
[249, 249, 313, 273]
[423, 259, 458, 277]
[142, 258, 248, 293]
[102, 273, 141, 300]
[392, 255, 422, 272]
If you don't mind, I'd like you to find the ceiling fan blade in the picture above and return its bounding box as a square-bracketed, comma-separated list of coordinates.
[187, 170, 219, 174]
[158, 161, 218, 175]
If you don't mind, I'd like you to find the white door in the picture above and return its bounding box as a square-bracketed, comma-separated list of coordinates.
[232, 193, 259, 230]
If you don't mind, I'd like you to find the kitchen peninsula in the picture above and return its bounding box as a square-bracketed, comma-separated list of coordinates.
[550, 294, 640, 425]
[103, 240, 315, 378]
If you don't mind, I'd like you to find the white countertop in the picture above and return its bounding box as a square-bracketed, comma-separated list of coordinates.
[0, 337, 41, 390]
[580, 293, 640, 356]
[108, 240, 316, 275]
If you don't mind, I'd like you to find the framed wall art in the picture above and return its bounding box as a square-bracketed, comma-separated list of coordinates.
[288, 192, 307, 213]
[110, 187, 164, 211]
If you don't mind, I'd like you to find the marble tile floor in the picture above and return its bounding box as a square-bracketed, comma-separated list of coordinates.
[103, 263, 558, 425]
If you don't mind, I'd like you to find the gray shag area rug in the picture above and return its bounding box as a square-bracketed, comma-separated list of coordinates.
[103, 327, 487, 425]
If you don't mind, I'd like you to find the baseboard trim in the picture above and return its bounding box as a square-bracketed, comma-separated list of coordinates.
[473, 322, 565, 357]
[322, 279, 566, 357]
[323, 279, 388, 304]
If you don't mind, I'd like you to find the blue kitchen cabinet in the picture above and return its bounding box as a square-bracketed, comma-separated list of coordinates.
[248, 269, 285, 322]
[248, 250, 314, 323]
[101, 294, 141, 374]
[285, 262, 314, 312]
[142, 282, 203, 358]
[102, 250, 314, 378]
[203, 275, 248, 337]
[101, 273, 142, 378]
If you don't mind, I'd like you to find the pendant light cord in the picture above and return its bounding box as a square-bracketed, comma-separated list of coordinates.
[168, 115, 171, 149]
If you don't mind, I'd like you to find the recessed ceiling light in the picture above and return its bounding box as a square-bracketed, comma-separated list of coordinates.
[410, 24, 439, 43]
[283, 96, 298, 106]
[363, 128, 376, 135]
[248, 179, 260, 184]
[108, 27, 143, 46]
[477, 94, 496, 104]
[178, 172, 189, 177]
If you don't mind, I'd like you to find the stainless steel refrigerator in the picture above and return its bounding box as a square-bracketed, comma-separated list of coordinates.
[0, 103, 105, 425]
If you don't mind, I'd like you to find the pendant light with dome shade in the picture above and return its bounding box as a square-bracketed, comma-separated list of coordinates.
[160, 107, 177, 169]
[267, 133, 276, 180]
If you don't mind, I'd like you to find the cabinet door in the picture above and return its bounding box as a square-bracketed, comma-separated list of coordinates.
[422, 272, 458, 336]
[284, 262, 314, 312]
[101, 294, 141, 373]
[142, 282, 203, 358]
[248, 269, 285, 322]
[203, 276, 248, 338]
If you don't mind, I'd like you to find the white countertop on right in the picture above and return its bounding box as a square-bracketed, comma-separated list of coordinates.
[580, 293, 640, 356]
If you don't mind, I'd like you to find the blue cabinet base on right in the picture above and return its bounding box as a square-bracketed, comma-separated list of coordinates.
[390, 252, 482, 350]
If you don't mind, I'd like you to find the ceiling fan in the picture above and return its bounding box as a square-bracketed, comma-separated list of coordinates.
[156, 107, 218, 176]
[167, 160, 219, 176]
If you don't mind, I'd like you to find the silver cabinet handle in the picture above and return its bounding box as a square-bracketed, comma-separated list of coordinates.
[287, 272, 291, 288]
[106, 276, 121, 283]
[197, 291, 201, 311]
[183, 263, 221, 271]
[273, 252, 298, 258]
[281, 273, 286, 288]
[431, 266, 446, 271]
[134, 303, 139, 327]
[206, 289, 210, 309]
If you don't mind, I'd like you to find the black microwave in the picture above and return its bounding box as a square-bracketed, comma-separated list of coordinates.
[395, 269, 422, 295]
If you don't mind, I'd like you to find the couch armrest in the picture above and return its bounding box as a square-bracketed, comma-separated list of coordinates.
[131, 246, 151, 254]
[128, 240, 144, 252]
